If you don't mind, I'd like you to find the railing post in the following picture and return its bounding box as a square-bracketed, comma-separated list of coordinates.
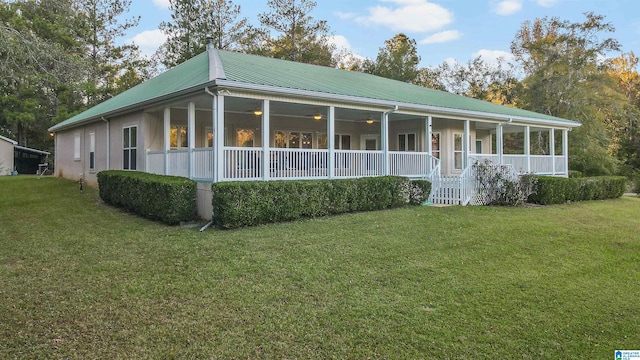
[382, 112, 389, 175]
[563, 129, 569, 176]
[163, 107, 170, 175]
[327, 106, 335, 179]
[524, 125, 530, 173]
[188, 101, 196, 179]
[550, 129, 555, 175]
[497, 123, 504, 165]
[463, 120, 470, 169]
[261, 100, 270, 181]
[213, 94, 225, 182]
[426, 116, 432, 176]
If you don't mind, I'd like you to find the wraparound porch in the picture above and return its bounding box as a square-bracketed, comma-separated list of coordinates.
[145, 147, 568, 182]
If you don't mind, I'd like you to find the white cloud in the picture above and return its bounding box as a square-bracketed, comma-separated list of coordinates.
[335, 11, 356, 20]
[153, 0, 170, 9]
[419, 30, 462, 44]
[328, 35, 366, 64]
[328, 35, 352, 52]
[126, 29, 167, 57]
[472, 49, 515, 65]
[492, 0, 522, 15]
[356, 0, 454, 33]
[533, 0, 558, 7]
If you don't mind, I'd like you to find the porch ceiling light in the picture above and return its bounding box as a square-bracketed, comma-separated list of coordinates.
[366, 118, 374, 124]
[313, 113, 322, 120]
[253, 108, 263, 116]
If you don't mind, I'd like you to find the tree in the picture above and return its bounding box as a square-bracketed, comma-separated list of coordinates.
[1, 0, 148, 150]
[608, 52, 640, 173]
[159, 0, 250, 68]
[436, 56, 519, 105]
[511, 13, 625, 175]
[364, 33, 420, 83]
[0, 1, 87, 147]
[75, 0, 141, 105]
[258, 0, 334, 66]
[414, 67, 446, 91]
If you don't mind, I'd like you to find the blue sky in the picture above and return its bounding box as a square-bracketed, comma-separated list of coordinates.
[125, 0, 640, 68]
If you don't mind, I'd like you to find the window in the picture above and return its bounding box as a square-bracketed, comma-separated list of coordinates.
[431, 133, 440, 159]
[317, 133, 328, 149]
[398, 133, 416, 151]
[454, 133, 463, 170]
[206, 130, 213, 147]
[274, 131, 313, 148]
[123, 126, 137, 170]
[73, 134, 81, 160]
[170, 125, 187, 148]
[476, 139, 483, 154]
[334, 134, 351, 150]
[89, 132, 95, 171]
[236, 129, 254, 147]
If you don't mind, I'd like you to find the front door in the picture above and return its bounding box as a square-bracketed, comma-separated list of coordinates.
[360, 135, 380, 173]
[360, 135, 379, 150]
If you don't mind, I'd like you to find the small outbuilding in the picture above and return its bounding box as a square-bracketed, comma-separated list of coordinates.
[0, 135, 50, 176]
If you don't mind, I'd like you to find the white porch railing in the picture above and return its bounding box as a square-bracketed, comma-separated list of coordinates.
[146, 150, 165, 175]
[193, 148, 214, 179]
[334, 150, 384, 178]
[389, 151, 439, 178]
[473, 153, 567, 175]
[269, 148, 330, 179]
[223, 147, 262, 180]
[147, 148, 439, 181]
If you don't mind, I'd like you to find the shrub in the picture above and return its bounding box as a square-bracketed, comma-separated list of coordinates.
[473, 160, 538, 206]
[528, 176, 626, 205]
[631, 171, 640, 195]
[211, 176, 431, 229]
[97, 170, 197, 224]
[568, 170, 583, 178]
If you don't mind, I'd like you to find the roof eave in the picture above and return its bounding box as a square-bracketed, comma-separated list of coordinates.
[15, 145, 50, 155]
[0, 134, 18, 145]
[48, 84, 213, 132]
[214, 79, 581, 129]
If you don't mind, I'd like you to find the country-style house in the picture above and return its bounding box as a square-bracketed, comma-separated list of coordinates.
[49, 42, 580, 218]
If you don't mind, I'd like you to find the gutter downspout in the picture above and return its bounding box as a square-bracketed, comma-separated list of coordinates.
[382, 105, 398, 175]
[101, 117, 110, 170]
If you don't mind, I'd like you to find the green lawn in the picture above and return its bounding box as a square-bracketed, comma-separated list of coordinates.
[1, 176, 639, 359]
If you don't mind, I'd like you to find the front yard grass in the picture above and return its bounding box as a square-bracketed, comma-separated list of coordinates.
[1, 176, 639, 358]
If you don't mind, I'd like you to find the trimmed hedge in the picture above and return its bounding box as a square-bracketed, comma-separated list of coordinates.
[97, 170, 197, 224]
[528, 176, 626, 205]
[211, 176, 431, 229]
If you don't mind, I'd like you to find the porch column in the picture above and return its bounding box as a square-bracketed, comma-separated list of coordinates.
[381, 112, 389, 175]
[327, 106, 335, 179]
[188, 101, 196, 179]
[463, 119, 470, 168]
[524, 125, 531, 173]
[497, 123, 504, 165]
[261, 100, 270, 181]
[426, 116, 432, 175]
[550, 129, 556, 175]
[562, 129, 569, 177]
[163, 107, 170, 175]
[213, 94, 225, 182]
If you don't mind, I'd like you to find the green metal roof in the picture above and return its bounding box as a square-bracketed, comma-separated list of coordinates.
[50, 52, 210, 131]
[50, 48, 579, 132]
[217, 50, 577, 125]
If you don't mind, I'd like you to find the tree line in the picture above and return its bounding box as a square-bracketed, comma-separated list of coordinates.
[1, 0, 639, 179]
